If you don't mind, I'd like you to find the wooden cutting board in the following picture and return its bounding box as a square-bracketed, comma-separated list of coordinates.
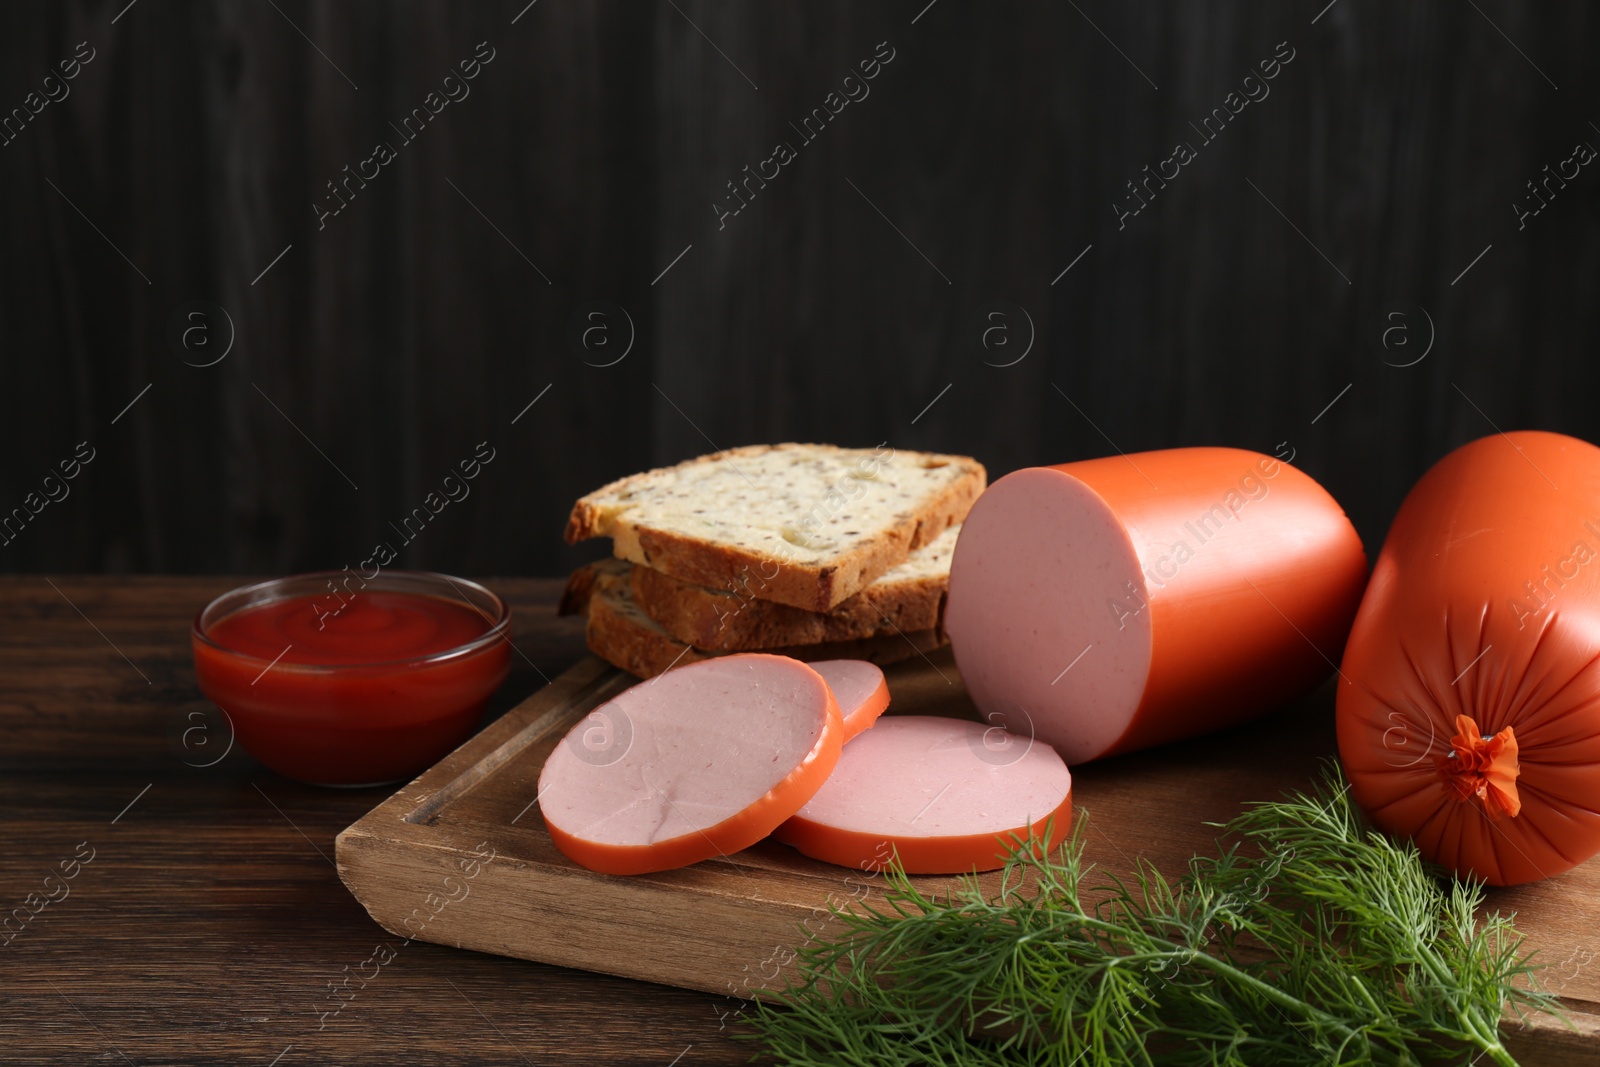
[335, 651, 1600, 1064]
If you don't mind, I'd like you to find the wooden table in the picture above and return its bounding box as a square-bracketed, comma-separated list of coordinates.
[5, 577, 1596, 1065]
[0, 576, 749, 1066]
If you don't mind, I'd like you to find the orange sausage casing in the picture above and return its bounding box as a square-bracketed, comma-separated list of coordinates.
[1337, 430, 1600, 886]
[946, 447, 1368, 764]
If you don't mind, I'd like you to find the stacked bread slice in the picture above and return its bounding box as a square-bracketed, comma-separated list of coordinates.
[560, 443, 985, 678]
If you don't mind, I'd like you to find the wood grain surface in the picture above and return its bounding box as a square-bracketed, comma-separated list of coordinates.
[0, 575, 753, 1066]
[4, 576, 1600, 1063]
[3, 3, 1600, 578]
[338, 644, 1600, 1066]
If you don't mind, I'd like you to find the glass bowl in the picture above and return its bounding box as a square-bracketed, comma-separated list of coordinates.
[191, 571, 512, 786]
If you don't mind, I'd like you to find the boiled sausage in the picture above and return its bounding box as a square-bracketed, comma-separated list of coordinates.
[1338, 430, 1600, 885]
[774, 715, 1072, 874]
[809, 659, 890, 740]
[946, 448, 1367, 763]
[538, 654, 842, 874]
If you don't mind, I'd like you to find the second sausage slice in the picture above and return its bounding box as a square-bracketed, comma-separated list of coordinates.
[774, 715, 1072, 874]
[809, 659, 890, 740]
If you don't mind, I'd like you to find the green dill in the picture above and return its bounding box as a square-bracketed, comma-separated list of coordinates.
[746, 770, 1559, 1066]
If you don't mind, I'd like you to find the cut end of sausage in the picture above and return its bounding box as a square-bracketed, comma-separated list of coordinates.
[808, 659, 890, 740]
[537, 654, 843, 875]
[946, 467, 1153, 765]
[774, 715, 1074, 874]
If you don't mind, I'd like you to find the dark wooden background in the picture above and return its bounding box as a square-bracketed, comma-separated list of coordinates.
[2, 1, 1597, 578]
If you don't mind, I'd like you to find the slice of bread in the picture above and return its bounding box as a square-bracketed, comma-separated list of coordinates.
[630, 524, 959, 651]
[557, 557, 632, 618]
[580, 564, 948, 679]
[564, 444, 984, 612]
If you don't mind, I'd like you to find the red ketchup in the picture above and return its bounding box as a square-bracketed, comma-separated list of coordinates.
[193, 576, 510, 786]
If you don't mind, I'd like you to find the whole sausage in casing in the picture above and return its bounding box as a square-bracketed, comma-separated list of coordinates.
[1338, 430, 1600, 886]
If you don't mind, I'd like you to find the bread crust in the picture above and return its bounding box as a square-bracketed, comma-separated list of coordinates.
[556, 558, 624, 617]
[583, 575, 947, 679]
[563, 444, 984, 612]
[629, 555, 947, 651]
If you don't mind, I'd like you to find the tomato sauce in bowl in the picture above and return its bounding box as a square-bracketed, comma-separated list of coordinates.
[192, 572, 511, 786]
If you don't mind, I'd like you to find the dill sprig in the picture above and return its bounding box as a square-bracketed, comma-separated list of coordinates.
[746, 770, 1559, 1066]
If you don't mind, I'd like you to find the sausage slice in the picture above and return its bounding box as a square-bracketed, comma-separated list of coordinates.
[809, 659, 890, 740]
[774, 715, 1072, 874]
[538, 654, 843, 874]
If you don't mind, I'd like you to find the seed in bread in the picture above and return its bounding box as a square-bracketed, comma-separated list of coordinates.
[564, 443, 985, 612]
